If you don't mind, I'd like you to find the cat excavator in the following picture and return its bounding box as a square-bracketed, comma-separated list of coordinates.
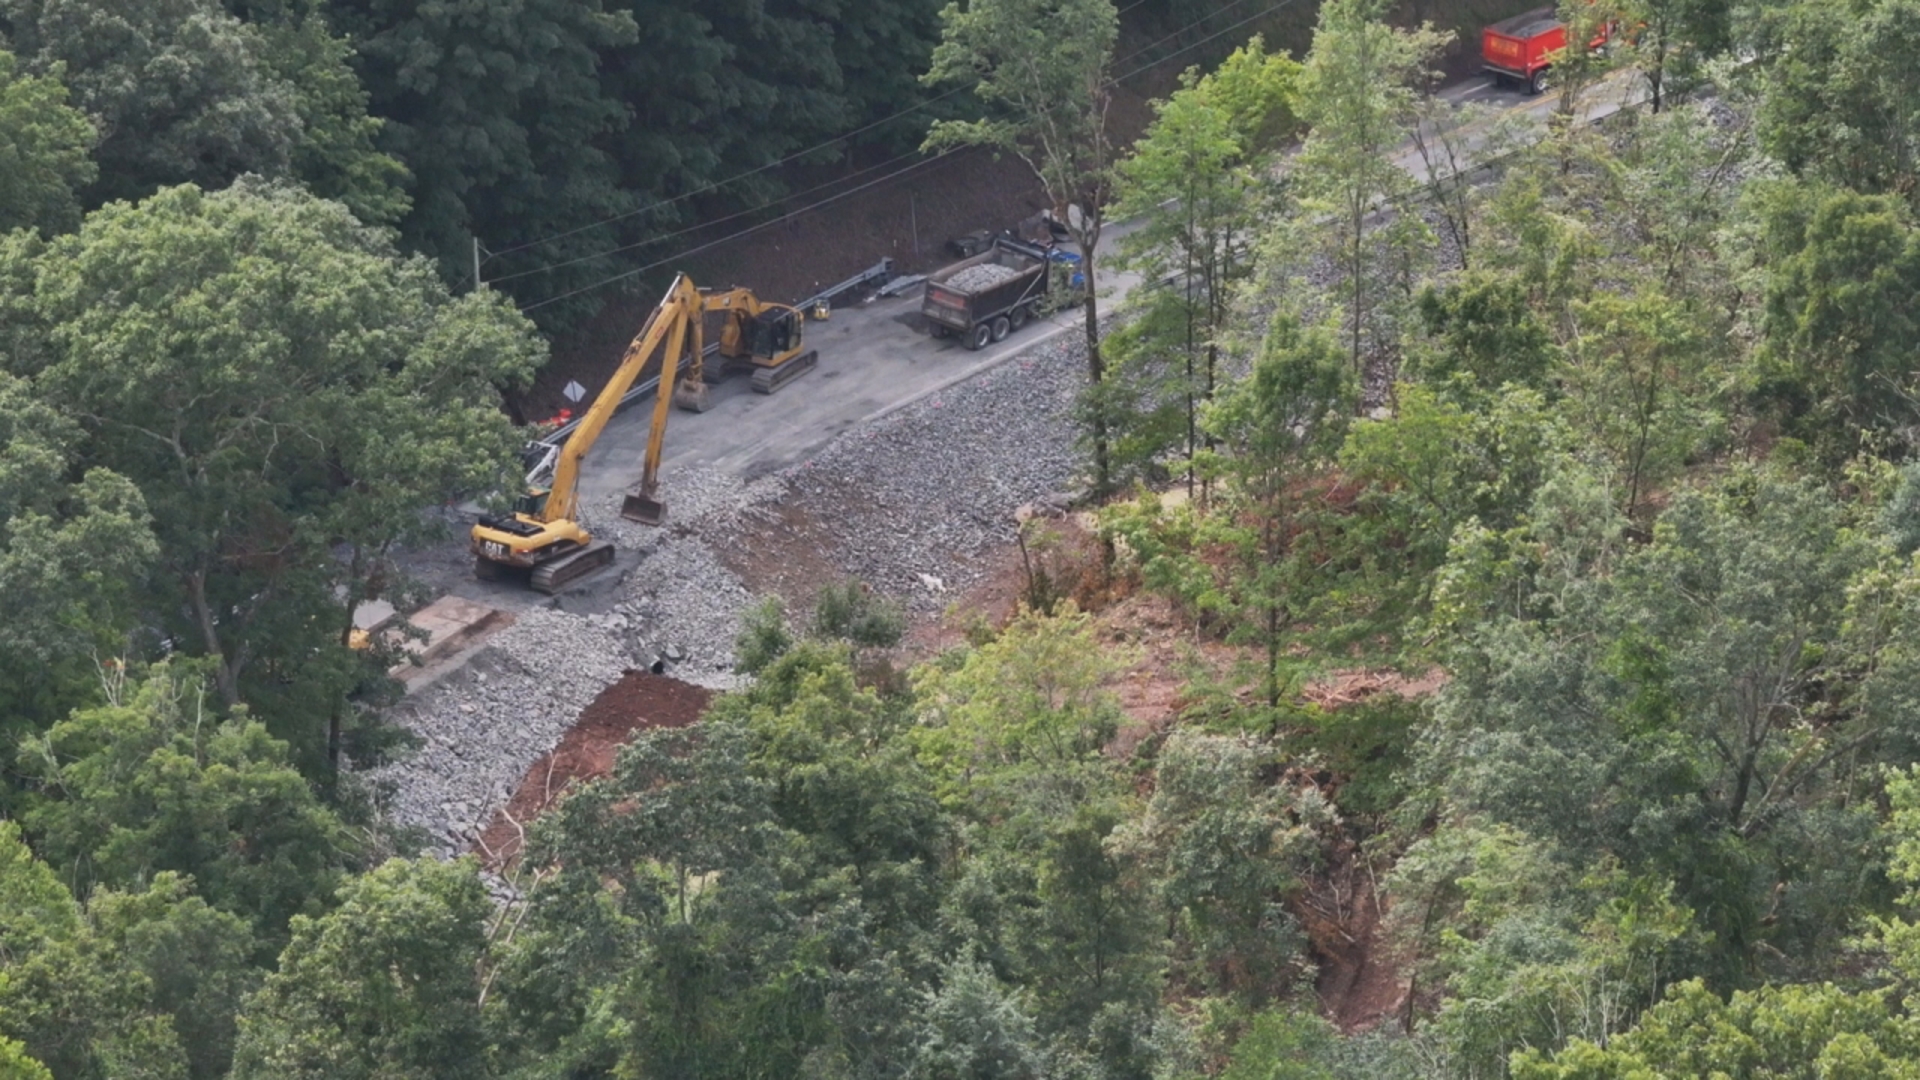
[470, 274, 814, 591]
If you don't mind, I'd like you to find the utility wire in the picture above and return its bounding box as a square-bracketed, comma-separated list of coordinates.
[518, 151, 958, 313]
[516, 0, 1307, 313]
[489, 0, 1161, 260]
[488, 142, 937, 285]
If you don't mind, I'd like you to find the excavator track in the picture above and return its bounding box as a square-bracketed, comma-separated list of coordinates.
[530, 540, 615, 594]
[751, 350, 818, 394]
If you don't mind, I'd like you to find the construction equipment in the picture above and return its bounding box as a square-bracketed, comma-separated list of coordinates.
[471, 275, 814, 590]
[1481, 5, 1616, 96]
[923, 236, 1083, 351]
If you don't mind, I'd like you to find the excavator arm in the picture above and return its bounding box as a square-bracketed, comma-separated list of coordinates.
[546, 273, 701, 525]
[620, 289, 813, 525]
[621, 295, 701, 525]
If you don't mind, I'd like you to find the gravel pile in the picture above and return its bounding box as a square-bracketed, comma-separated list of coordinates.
[579, 465, 785, 547]
[367, 608, 632, 854]
[785, 328, 1088, 609]
[592, 533, 758, 691]
[945, 262, 1021, 292]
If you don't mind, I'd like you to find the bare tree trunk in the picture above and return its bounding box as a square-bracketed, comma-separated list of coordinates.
[186, 568, 242, 706]
[1351, 198, 1366, 376]
[1074, 217, 1110, 499]
[1184, 201, 1198, 500]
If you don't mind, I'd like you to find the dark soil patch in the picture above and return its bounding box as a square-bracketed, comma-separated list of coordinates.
[715, 496, 866, 613]
[1296, 837, 1409, 1033]
[473, 671, 712, 869]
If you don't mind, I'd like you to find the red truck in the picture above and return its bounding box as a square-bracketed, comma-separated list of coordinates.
[1482, 6, 1613, 96]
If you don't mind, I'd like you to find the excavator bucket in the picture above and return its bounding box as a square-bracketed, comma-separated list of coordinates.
[673, 378, 712, 413]
[621, 485, 667, 526]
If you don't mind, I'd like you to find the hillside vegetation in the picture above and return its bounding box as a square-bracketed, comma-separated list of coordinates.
[6, 0, 1920, 1078]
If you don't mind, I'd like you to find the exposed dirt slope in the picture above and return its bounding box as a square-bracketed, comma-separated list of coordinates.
[473, 671, 711, 868]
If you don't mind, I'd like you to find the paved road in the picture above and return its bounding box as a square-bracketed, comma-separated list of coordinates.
[571, 67, 1645, 527]
[574, 216, 1149, 516]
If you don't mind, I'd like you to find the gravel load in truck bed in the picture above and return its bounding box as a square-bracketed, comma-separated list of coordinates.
[945, 262, 1022, 292]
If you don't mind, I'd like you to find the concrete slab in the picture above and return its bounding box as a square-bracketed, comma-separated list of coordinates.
[384, 596, 515, 683]
[353, 599, 396, 631]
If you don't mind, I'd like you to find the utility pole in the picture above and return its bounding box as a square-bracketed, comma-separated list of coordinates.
[473, 237, 486, 292]
[909, 193, 920, 261]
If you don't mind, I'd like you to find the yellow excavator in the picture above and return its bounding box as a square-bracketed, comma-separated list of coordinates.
[470, 274, 814, 591]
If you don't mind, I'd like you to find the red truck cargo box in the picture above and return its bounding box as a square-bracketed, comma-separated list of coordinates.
[1482, 5, 1612, 94]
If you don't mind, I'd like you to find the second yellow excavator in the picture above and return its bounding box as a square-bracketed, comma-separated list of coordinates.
[470, 275, 813, 591]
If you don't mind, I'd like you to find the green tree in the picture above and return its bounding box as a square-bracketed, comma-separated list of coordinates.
[0, 369, 154, 733]
[1753, 183, 1920, 461]
[17, 180, 542, 770]
[229, 857, 491, 1080]
[1116, 730, 1319, 1001]
[812, 578, 906, 652]
[1337, 383, 1571, 637]
[910, 604, 1127, 808]
[1622, 0, 1734, 112]
[1291, 0, 1447, 374]
[87, 877, 257, 1080]
[1111, 39, 1299, 492]
[230, 0, 410, 225]
[16, 662, 358, 944]
[0, 0, 298, 207]
[0, 822, 193, 1080]
[912, 957, 1047, 1080]
[923, 0, 1122, 495]
[1511, 979, 1920, 1078]
[1756, 0, 1920, 209]
[0, 51, 94, 234]
[1411, 271, 1557, 396]
[1562, 288, 1716, 522]
[723, 643, 947, 951]
[0, 1039, 51, 1080]
[1426, 470, 1914, 983]
[1218, 1010, 1340, 1080]
[734, 596, 795, 676]
[1194, 315, 1352, 707]
[513, 704, 928, 1079]
[328, 0, 638, 318]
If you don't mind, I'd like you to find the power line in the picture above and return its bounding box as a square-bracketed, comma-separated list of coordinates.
[518, 151, 958, 313]
[490, 0, 1163, 261]
[515, 0, 1307, 313]
[487, 143, 935, 285]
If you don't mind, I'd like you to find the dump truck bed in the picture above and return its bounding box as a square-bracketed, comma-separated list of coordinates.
[1482, 6, 1565, 77]
[922, 241, 1048, 331]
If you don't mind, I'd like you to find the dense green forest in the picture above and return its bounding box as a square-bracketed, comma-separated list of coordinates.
[7, 0, 1920, 1076]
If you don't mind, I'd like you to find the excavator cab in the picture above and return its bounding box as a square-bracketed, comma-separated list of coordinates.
[513, 489, 550, 518]
[751, 307, 801, 357]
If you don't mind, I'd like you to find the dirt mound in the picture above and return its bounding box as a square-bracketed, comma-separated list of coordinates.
[1303, 667, 1449, 709]
[473, 671, 712, 868]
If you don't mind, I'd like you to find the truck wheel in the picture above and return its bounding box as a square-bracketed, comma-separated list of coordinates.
[967, 323, 992, 351]
[991, 315, 1011, 342]
[1009, 304, 1030, 330]
[1528, 67, 1550, 96]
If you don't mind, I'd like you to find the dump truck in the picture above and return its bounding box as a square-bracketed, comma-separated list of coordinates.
[923, 236, 1082, 351]
[1482, 6, 1613, 95]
